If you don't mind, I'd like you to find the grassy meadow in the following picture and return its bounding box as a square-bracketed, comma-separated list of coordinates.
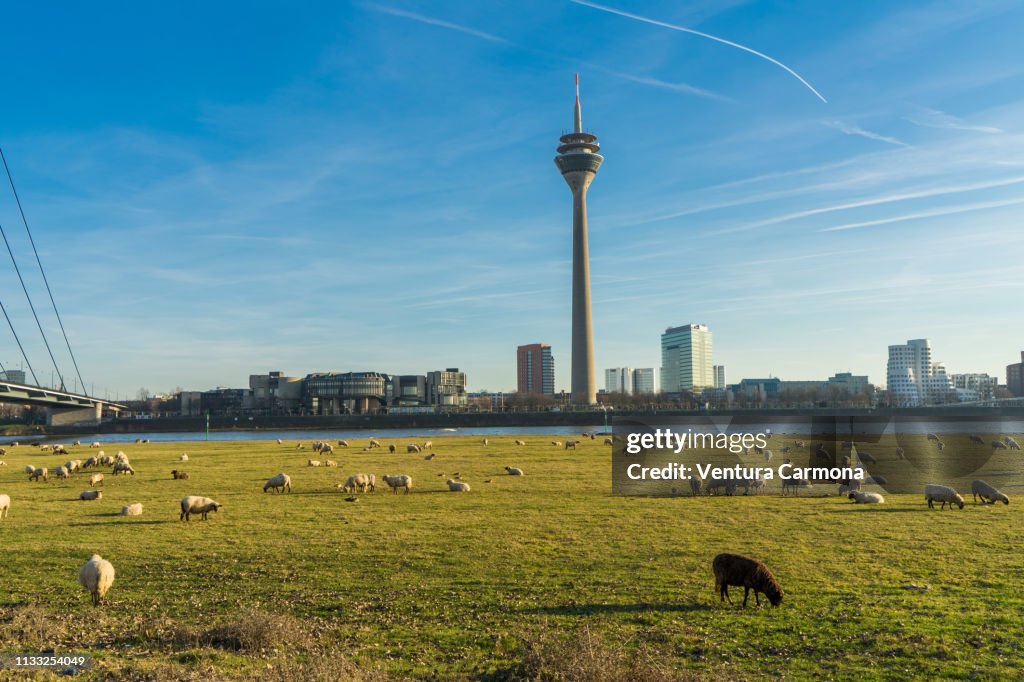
[1, 433, 1023, 680]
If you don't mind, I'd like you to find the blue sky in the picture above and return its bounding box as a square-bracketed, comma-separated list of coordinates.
[0, 0, 1022, 398]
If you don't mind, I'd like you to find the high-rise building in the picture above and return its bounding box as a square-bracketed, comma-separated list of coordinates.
[427, 368, 468, 407]
[633, 368, 656, 394]
[661, 324, 713, 393]
[554, 74, 602, 405]
[1008, 352, 1024, 397]
[0, 369, 26, 384]
[517, 344, 555, 396]
[713, 365, 726, 390]
[886, 339, 954, 406]
[604, 367, 633, 394]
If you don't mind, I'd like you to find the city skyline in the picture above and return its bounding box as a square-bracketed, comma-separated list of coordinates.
[1, 2, 1022, 396]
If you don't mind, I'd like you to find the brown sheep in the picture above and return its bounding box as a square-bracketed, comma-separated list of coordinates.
[712, 553, 784, 607]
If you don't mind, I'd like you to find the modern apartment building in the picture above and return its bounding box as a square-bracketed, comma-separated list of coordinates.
[517, 343, 555, 396]
[661, 324, 713, 393]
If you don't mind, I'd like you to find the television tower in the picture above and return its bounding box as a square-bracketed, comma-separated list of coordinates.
[554, 74, 603, 405]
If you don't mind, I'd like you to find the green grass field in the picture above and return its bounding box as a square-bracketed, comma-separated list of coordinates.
[1, 434, 1023, 681]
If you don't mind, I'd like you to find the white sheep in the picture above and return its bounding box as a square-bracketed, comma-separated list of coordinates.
[64, 460, 79, 473]
[112, 461, 135, 476]
[90, 441, 101, 448]
[423, 440, 432, 449]
[0, 460, 5, 466]
[515, 440, 526, 446]
[178, 453, 189, 461]
[338, 440, 349, 447]
[382, 474, 413, 494]
[447, 479, 470, 492]
[971, 479, 1009, 505]
[342, 473, 374, 493]
[307, 460, 321, 467]
[0, 494, 9, 520]
[550, 441, 562, 447]
[849, 490, 884, 504]
[504, 466, 524, 476]
[1005, 437, 1021, 450]
[604, 437, 613, 445]
[90, 473, 104, 487]
[121, 503, 143, 516]
[24, 464, 36, 475]
[276, 439, 283, 445]
[407, 444, 421, 453]
[925, 483, 964, 510]
[324, 459, 338, 467]
[368, 439, 381, 448]
[763, 449, 773, 463]
[29, 467, 48, 482]
[78, 554, 115, 606]
[482, 438, 489, 445]
[115, 451, 128, 462]
[263, 473, 292, 493]
[180, 495, 222, 521]
[56, 465, 71, 480]
[79, 490, 103, 501]
[991, 441, 1008, 450]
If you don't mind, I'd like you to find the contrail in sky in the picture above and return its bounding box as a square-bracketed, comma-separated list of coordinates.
[569, 0, 827, 104]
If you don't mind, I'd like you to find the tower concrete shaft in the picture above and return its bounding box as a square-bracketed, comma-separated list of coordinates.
[554, 75, 602, 405]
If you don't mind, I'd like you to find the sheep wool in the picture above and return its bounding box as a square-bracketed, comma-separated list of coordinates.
[78, 554, 115, 606]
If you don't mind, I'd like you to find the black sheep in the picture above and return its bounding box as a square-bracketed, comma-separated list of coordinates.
[712, 553, 784, 607]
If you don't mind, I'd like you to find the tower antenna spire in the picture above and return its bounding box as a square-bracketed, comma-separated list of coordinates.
[574, 73, 582, 133]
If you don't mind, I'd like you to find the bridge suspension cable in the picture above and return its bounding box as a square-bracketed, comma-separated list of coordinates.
[0, 147, 87, 394]
[0, 293, 40, 385]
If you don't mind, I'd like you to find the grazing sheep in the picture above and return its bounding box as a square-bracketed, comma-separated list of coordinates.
[564, 440, 578, 450]
[54, 445, 68, 455]
[321, 444, 334, 455]
[423, 440, 432, 450]
[89, 473, 104, 487]
[343, 473, 375, 493]
[838, 481, 862, 495]
[482, 438, 489, 445]
[689, 477, 703, 496]
[794, 440, 805, 448]
[515, 440, 526, 446]
[56, 465, 71, 480]
[0, 447, 5, 456]
[79, 490, 103, 501]
[382, 474, 413, 494]
[780, 446, 791, 454]
[307, 460, 321, 467]
[925, 483, 964, 510]
[969, 435, 985, 445]
[263, 473, 292, 493]
[971, 479, 1009, 505]
[0, 460, 5, 466]
[763, 449, 773, 463]
[296, 444, 303, 450]
[64, 460, 78, 473]
[926, 433, 939, 442]
[90, 441, 101, 448]
[368, 439, 381, 448]
[936, 441, 945, 451]
[179, 495, 222, 522]
[388, 444, 396, 454]
[78, 554, 115, 606]
[1006, 437, 1021, 450]
[338, 440, 349, 447]
[782, 478, 812, 495]
[178, 453, 188, 461]
[83, 456, 98, 469]
[0, 494, 9, 520]
[171, 470, 189, 480]
[24, 464, 36, 475]
[849, 491, 885, 504]
[324, 460, 338, 467]
[115, 451, 128, 462]
[895, 447, 905, 460]
[120, 503, 143, 516]
[992, 441, 1008, 450]
[858, 451, 877, 464]
[705, 478, 738, 496]
[504, 466, 524, 476]
[276, 439, 283, 445]
[604, 437, 613, 445]
[29, 467, 48, 482]
[712, 553, 783, 607]
[407, 444, 421, 453]
[551, 441, 562, 447]
[112, 462, 135, 476]
[447, 479, 471, 492]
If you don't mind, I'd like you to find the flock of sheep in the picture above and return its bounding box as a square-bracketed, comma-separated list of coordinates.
[0, 431, 1017, 609]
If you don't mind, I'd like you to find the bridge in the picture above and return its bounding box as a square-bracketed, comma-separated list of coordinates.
[0, 379, 125, 426]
